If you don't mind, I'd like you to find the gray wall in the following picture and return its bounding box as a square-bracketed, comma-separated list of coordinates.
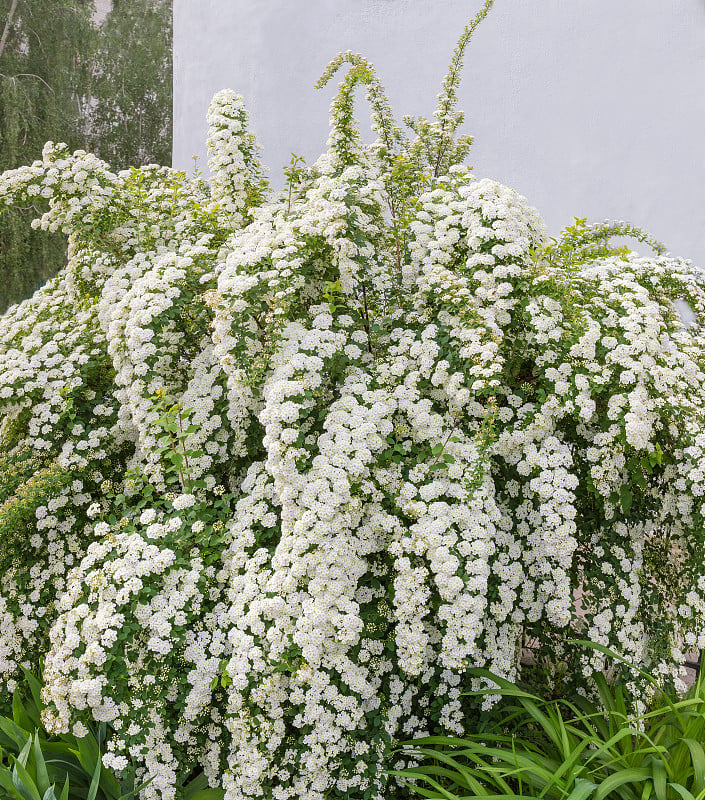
[174, 1, 705, 265]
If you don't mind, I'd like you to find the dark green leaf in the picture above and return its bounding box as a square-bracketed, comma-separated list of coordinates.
[620, 485, 633, 515]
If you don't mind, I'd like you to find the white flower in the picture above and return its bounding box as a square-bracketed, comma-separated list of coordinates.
[140, 508, 157, 525]
[172, 494, 196, 511]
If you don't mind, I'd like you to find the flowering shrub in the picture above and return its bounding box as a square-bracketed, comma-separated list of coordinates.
[1, 2, 705, 799]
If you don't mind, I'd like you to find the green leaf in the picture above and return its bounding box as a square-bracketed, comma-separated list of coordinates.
[72, 728, 121, 800]
[651, 757, 667, 800]
[0, 716, 30, 750]
[649, 444, 663, 467]
[74, 733, 100, 777]
[594, 768, 653, 800]
[183, 772, 209, 800]
[620, 485, 633, 515]
[32, 734, 50, 798]
[19, 670, 44, 715]
[429, 462, 448, 472]
[86, 751, 102, 800]
[565, 778, 598, 800]
[670, 784, 696, 800]
[442, 453, 455, 464]
[117, 774, 155, 800]
[431, 443, 444, 457]
[682, 738, 705, 789]
[187, 790, 225, 800]
[16, 736, 32, 770]
[0, 768, 24, 800]
[11, 692, 33, 732]
[58, 776, 70, 800]
[11, 759, 41, 800]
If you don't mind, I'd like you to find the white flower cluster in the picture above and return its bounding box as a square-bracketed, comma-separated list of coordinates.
[1, 55, 705, 800]
[207, 90, 267, 224]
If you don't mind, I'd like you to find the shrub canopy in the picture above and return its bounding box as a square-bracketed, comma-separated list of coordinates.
[1, 4, 705, 799]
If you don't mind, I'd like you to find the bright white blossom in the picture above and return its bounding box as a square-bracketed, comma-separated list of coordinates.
[0, 32, 704, 800]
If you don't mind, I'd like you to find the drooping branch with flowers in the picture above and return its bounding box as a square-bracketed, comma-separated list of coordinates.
[1, 2, 705, 799]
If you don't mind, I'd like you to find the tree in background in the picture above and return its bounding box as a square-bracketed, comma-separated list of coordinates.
[86, 0, 172, 170]
[0, 0, 94, 312]
[0, 0, 173, 313]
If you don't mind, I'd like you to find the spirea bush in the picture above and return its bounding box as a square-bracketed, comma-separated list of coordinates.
[1, 3, 705, 799]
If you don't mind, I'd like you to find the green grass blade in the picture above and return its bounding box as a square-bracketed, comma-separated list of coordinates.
[517, 698, 567, 755]
[547, 737, 594, 786]
[581, 725, 647, 770]
[71, 729, 121, 800]
[670, 783, 697, 800]
[388, 770, 461, 800]
[72, 732, 99, 776]
[404, 748, 501, 790]
[593, 767, 653, 800]
[565, 777, 598, 800]
[681, 738, 705, 789]
[32, 733, 50, 798]
[116, 775, 155, 800]
[86, 750, 102, 800]
[651, 757, 667, 800]
[57, 776, 69, 800]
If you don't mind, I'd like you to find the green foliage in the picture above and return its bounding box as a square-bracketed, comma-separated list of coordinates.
[283, 153, 316, 215]
[0, 0, 94, 313]
[394, 646, 705, 800]
[0, 0, 173, 313]
[0, 671, 220, 800]
[0, 671, 145, 800]
[86, 0, 172, 170]
[315, 1, 494, 278]
[536, 217, 667, 273]
[0, 461, 72, 565]
[1, 3, 705, 797]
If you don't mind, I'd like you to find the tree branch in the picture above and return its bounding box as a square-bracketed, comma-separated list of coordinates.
[0, 0, 19, 61]
[0, 72, 55, 93]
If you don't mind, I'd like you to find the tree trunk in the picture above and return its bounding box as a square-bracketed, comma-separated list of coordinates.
[0, 0, 19, 60]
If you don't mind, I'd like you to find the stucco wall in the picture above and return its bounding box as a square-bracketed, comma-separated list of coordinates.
[173, 1, 705, 264]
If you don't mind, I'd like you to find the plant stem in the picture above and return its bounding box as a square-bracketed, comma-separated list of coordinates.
[361, 282, 373, 354]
